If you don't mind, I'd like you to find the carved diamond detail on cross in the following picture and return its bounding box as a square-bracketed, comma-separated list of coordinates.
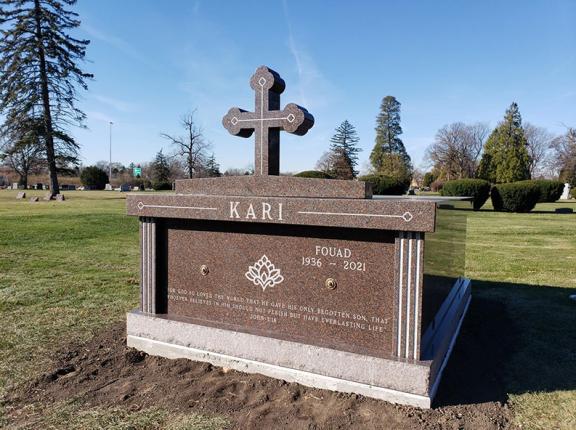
[402, 212, 413, 222]
[222, 65, 314, 176]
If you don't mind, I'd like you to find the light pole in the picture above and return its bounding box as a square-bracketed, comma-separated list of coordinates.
[109, 121, 113, 183]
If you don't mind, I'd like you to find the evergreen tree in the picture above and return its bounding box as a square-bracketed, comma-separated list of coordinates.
[0, 0, 92, 197]
[330, 147, 354, 180]
[370, 96, 412, 179]
[152, 150, 171, 183]
[329, 120, 361, 177]
[477, 102, 531, 183]
[204, 153, 221, 177]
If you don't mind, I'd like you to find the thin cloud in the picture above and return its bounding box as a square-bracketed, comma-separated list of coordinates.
[86, 110, 115, 124]
[82, 23, 149, 64]
[281, 0, 333, 110]
[93, 95, 139, 113]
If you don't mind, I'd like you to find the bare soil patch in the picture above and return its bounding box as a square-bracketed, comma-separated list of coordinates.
[4, 298, 516, 429]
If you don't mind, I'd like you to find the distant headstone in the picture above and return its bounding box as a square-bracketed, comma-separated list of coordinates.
[29, 196, 39, 202]
[56, 194, 65, 201]
[120, 183, 131, 192]
[105, 183, 113, 191]
[16, 192, 26, 200]
[35, 183, 44, 190]
[132, 186, 140, 191]
[560, 183, 571, 200]
[43, 192, 54, 201]
[12, 183, 19, 190]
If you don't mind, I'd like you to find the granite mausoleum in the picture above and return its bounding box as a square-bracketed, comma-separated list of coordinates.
[126, 66, 471, 408]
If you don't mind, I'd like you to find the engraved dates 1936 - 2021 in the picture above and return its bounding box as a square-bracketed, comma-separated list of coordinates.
[301, 245, 367, 272]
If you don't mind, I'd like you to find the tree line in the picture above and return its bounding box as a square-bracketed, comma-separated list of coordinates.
[314, 95, 413, 184]
[1, 1, 574, 193]
[313, 98, 575, 193]
[424, 103, 576, 189]
[0, 0, 91, 197]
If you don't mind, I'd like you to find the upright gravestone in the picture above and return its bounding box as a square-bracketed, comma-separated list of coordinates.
[560, 183, 571, 200]
[16, 192, 26, 200]
[126, 66, 471, 408]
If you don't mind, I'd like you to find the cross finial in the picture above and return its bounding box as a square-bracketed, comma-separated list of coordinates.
[222, 66, 314, 176]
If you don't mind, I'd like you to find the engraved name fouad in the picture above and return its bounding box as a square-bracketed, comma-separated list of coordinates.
[302, 245, 367, 272]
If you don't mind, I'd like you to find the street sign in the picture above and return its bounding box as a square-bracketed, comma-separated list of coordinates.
[133, 167, 142, 177]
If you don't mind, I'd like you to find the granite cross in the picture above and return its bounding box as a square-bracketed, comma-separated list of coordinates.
[222, 66, 314, 176]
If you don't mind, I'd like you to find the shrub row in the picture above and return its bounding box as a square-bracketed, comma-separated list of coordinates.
[491, 179, 563, 212]
[440, 179, 490, 211]
[152, 181, 173, 191]
[358, 174, 409, 195]
[440, 178, 564, 213]
[491, 182, 540, 212]
[294, 170, 334, 179]
[517, 179, 564, 203]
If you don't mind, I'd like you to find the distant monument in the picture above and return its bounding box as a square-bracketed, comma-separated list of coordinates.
[560, 183, 572, 200]
[126, 66, 471, 408]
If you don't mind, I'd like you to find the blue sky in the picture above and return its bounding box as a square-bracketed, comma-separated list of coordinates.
[72, 0, 576, 173]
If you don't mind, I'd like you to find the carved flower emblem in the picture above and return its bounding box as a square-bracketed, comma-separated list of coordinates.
[245, 255, 284, 291]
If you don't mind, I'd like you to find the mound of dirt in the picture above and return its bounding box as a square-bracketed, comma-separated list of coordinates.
[5, 298, 515, 429]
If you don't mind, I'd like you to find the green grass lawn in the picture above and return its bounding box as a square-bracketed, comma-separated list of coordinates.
[0, 190, 575, 429]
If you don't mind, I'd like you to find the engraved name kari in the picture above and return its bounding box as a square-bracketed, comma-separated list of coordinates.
[229, 201, 284, 221]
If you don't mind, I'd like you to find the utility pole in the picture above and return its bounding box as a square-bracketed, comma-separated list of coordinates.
[109, 121, 113, 182]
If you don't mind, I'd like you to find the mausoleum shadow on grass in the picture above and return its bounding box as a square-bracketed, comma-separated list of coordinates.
[435, 280, 576, 407]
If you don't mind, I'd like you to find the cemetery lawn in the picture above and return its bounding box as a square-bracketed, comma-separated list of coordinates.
[0, 190, 575, 429]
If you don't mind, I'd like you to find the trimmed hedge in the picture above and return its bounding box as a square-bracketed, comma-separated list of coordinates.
[358, 174, 408, 195]
[440, 179, 491, 211]
[491, 182, 540, 213]
[152, 181, 172, 191]
[294, 170, 334, 179]
[80, 166, 109, 190]
[517, 179, 565, 203]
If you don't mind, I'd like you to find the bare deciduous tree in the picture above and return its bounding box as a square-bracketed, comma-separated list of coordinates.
[523, 123, 554, 178]
[0, 116, 44, 187]
[550, 127, 576, 182]
[425, 122, 488, 180]
[1, 140, 43, 187]
[161, 111, 211, 178]
[315, 151, 335, 174]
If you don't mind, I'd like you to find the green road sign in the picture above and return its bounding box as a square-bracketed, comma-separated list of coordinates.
[133, 167, 142, 176]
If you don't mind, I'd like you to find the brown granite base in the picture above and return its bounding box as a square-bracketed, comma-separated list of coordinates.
[127, 278, 470, 408]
